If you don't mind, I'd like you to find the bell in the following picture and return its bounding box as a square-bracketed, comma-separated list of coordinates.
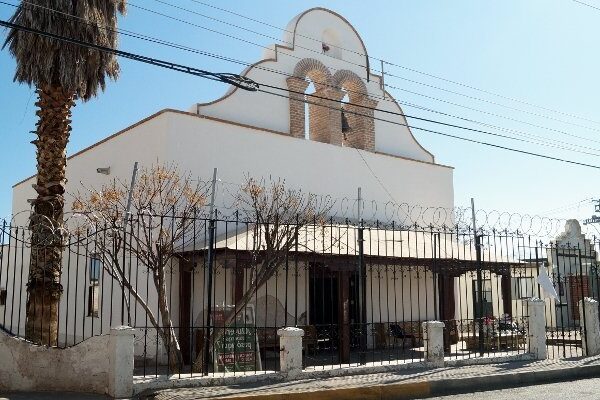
[341, 110, 351, 133]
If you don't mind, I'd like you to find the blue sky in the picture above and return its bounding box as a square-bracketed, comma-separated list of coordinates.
[1, 0, 600, 222]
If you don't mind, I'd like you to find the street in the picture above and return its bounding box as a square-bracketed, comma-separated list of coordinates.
[427, 377, 600, 399]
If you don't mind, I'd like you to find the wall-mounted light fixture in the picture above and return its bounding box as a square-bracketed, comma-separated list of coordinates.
[96, 167, 111, 175]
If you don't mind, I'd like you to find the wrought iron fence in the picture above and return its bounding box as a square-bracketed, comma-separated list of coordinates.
[0, 213, 597, 378]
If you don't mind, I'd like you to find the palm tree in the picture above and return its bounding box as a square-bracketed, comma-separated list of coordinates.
[4, 0, 127, 345]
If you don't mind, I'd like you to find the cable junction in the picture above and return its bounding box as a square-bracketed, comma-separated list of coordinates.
[0, 19, 259, 92]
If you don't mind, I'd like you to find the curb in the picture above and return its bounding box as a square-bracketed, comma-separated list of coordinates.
[428, 363, 600, 397]
[160, 364, 600, 400]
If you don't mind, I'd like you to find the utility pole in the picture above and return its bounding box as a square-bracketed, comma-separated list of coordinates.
[471, 198, 485, 356]
[121, 161, 138, 325]
[357, 187, 367, 365]
[380, 60, 386, 99]
[203, 167, 218, 374]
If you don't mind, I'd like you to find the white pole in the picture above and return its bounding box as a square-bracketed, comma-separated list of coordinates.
[123, 161, 139, 225]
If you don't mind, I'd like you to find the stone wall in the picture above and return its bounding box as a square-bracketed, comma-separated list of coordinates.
[0, 326, 134, 398]
[0, 329, 110, 394]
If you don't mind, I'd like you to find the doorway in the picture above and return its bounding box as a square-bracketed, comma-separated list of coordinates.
[472, 279, 493, 319]
[309, 266, 339, 341]
[308, 264, 361, 363]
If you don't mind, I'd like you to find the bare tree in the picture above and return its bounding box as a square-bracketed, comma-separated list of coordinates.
[192, 176, 333, 372]
[72, 163, 207, 372]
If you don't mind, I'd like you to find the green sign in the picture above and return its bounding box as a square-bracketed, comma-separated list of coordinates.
[211, 305, 262, 372]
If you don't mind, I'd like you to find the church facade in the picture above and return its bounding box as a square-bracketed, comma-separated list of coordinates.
[3, 8, 469, 368]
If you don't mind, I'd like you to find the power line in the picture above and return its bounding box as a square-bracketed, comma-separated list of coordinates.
[398, 100, 600, 154]
[388, 83, 600, 145]
[260, 80, 600, 158]
[381, 72, 600, 134]
[0, 1, 402, 111]
[7, 0, 600, 156]
[149, 0, 373, 70]
[0, 18, 257, 91]
[539, 198, 594, 216]
[126, 0, 600, 140]
[8, 0, 600, 159]
[258, 88, 600, 170]
[186, 0, 600, 127]
[2, 17, 600, 171]
[573, 0, 600, 12]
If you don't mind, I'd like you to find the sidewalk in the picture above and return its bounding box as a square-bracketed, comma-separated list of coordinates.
[141, 355, 600, 400]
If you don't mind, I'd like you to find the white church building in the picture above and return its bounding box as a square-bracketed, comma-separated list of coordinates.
[2, 8, 532, 369]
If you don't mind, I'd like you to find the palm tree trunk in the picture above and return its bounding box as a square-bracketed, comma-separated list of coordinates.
[25, 84, 74, 346]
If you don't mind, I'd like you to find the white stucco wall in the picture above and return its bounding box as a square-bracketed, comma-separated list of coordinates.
[0, 329, 109, 394]
[165, 112, 453, 218]
[12, 111, 453, 223]
[367, 267, 436, 324]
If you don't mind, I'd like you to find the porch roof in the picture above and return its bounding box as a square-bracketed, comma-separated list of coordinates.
[181, 224, 523, 275]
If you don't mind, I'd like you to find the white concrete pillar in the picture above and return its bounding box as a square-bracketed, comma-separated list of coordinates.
[579, 297, 600, 356]
[278, 327, 304, 379]
[108, 326, 135, 399]
[527, 298, 547, 360]
[422, 321, 445, 367]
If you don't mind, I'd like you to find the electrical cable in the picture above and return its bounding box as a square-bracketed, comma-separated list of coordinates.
[183, 0, 600, 127]
[6, 0, 600, 151]
[0, 17, 257, 91]
[129, 0, 600, 137]
[2, 17, 600, 171]
[4, 0, 600, 156]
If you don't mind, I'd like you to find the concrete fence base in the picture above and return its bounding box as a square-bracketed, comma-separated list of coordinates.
[579, 297, 600, 356]
[6, 296, 599, 397]
[0, 325, 134, 398]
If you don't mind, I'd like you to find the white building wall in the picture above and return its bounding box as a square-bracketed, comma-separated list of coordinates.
[7, 8, 456, 359]
[367, 267, 436, 324]
[165, 112, 453, 219]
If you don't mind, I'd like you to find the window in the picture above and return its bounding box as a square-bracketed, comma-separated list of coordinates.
[512, 277, 535, 299]
[87, 285, 99, 318]
[87, 255, 101, 318]
[473, 279, 493, 318]
[0, 288, 6, 306]
[89, 256, 101, 283]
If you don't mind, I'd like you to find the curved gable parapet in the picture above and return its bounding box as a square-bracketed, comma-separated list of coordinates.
[194, 7, 436, 164]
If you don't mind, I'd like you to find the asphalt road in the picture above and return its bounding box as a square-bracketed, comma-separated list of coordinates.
[427, 377, 600, 399]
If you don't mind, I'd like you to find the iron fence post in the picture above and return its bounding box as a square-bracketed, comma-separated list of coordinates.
[357, 187, 367, 365]
[474, 233, 485, 356]
[203, 168, 218, 375]
[471, 198, 485, 356]
[357, 220, 366, 364]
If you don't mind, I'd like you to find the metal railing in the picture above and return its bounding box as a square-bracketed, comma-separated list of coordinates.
[1, 213, 596, 378]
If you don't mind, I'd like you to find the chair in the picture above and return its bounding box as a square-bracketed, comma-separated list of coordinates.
[389, 323, 416, 348]
[300, 325, 318, 354]
[372, 323, 387, 349]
